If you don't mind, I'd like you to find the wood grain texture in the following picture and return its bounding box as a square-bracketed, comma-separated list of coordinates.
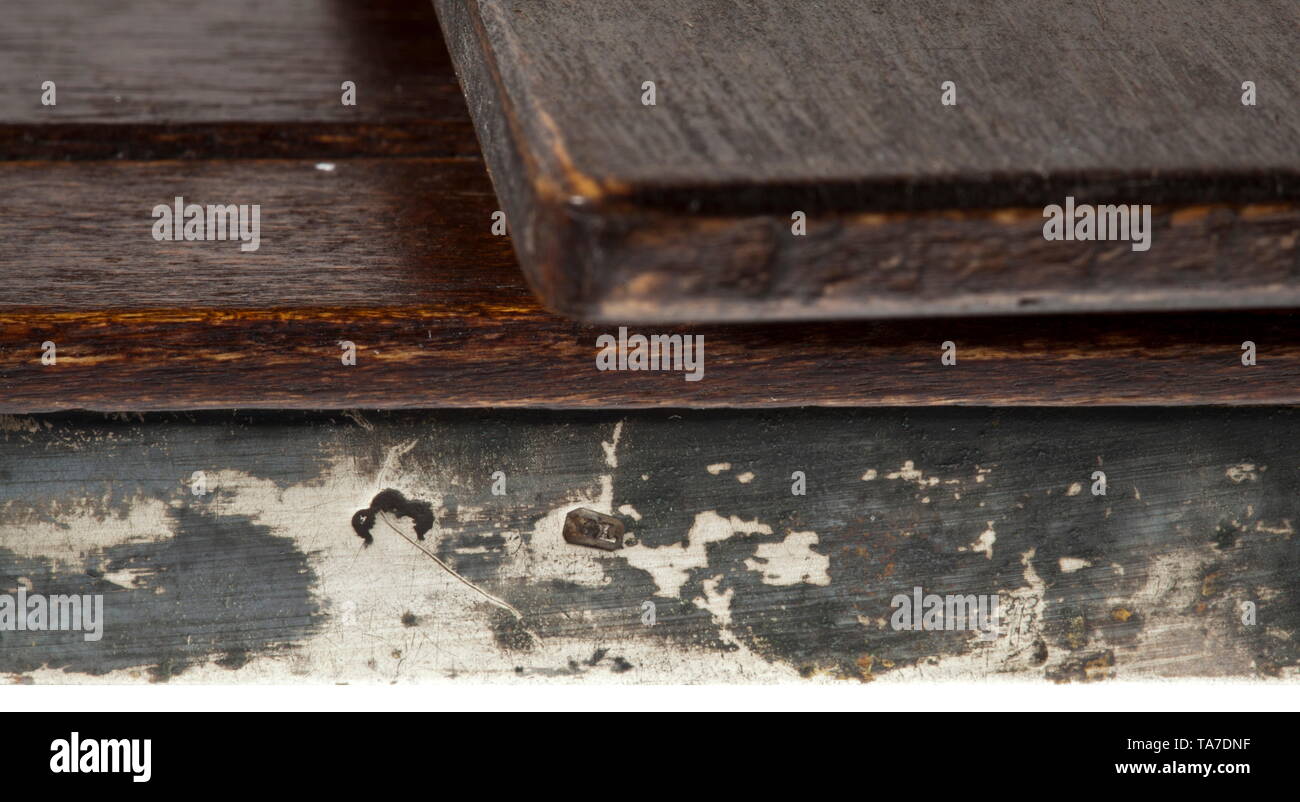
[435, 0, 1300, 321]
[0, 158, 509, 309]
[1, 158, 1298, 410]
[0, 0, 477, 159]
[3, 408, 1297, 683]
[0, 0, 1296, 410]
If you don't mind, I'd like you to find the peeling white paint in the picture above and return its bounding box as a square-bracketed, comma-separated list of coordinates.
[0, 414, 44, 434]
[0, 498, 174, 570]
[744, 531, 830, 586]
[692, 575, 734, 629]
[885, 460, 939, 487]
[1227, 463, 1259, 483]
[516, 490, 615, 589]
[8, 418, 1290, 686]
[1255, 519, 1294, 536]
[0, 441, 817, 685]
[1059, 557, 1092, 573]
[601, 421, 624, 469]
[623, 511, 770, 598]
[198, 465, 792, 683]
[969, 523, 996, 559]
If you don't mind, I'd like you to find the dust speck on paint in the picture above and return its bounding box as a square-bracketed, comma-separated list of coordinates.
[706, 462, 731, 475]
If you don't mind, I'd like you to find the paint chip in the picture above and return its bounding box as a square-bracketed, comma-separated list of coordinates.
[621, 511, 771, 597]
[601, 421, 624, 468]
[1226, 463, 1259, 483]
[970, 523, 995, 559]
[744, 531, 830, 586]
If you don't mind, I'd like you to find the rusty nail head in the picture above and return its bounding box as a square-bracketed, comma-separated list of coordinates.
[563, 508, 625, 551]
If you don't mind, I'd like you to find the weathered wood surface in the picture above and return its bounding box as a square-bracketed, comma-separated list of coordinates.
[436, 0, 1300, 321]
[2, 408, 1297, 683]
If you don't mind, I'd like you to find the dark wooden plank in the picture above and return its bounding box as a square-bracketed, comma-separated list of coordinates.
[0, 158, 511, 309]
[0, 0, 477, 159]
[1, 158, 1297, 410]
[3, 305, 1297, 409]
[3, 407, 1297, 682]
[0, 1, 1294, 409]
[435, 0, 1300, 321]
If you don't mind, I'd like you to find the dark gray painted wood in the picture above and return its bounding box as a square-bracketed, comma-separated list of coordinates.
[2, 408, 1296, 682]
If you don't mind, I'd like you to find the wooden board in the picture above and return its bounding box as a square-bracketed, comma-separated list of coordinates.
[0, 0, 477, 160]
[1, 0, 1297, 411]
[3, 407, 1297, 683]
[435, 0, 1300, 321]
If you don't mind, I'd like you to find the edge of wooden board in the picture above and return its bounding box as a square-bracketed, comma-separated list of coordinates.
[434, 0, 1300, 323]
[2, 305, 1297, 411]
